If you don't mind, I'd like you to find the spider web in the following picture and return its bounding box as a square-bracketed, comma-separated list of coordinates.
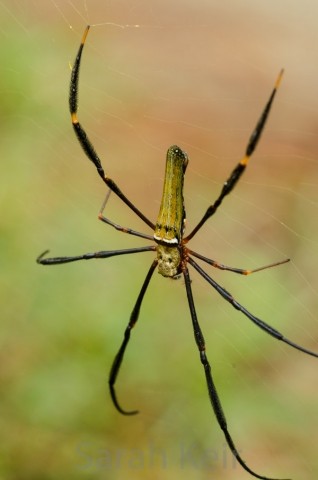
[1, 1, 318, 479]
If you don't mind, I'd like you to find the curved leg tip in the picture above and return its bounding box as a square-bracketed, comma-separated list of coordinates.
[36, 250, 50, 263]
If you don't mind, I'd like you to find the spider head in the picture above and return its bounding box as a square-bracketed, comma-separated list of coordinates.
[156, 244, 181, 278]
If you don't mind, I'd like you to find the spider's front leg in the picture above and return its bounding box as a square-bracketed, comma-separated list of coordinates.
[109, 259, 158, 415]
[189, 256, 318, 358]
[182, 265, 289, 480]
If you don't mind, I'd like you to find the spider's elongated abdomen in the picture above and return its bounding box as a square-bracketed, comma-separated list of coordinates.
[154, 145, 188, 277]
[154, 145, 188, 244]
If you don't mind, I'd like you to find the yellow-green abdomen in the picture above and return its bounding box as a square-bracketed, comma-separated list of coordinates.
[154, 145, 188, 245]
[154, 145, 188, 277]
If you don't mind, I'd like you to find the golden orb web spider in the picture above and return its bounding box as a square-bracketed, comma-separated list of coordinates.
[37, 25, 318, 480]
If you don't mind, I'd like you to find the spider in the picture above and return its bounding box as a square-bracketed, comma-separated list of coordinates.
[37, 25, 318, 480]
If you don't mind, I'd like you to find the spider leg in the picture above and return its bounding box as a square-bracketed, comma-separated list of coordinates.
[98, 214, 154, 241]
[109, 259, 158, 415]
[69, 25, 155, 231]
[37, 246, 155, 265]
[188, 249, 290, 275]
[182, 266, 289, 480]
[185, 70, 283, 243]
[189, 256, 318, 358]
[98, 190, 153, 241]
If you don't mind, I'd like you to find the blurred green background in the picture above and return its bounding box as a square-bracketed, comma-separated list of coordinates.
[1, 1, 318, 479]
